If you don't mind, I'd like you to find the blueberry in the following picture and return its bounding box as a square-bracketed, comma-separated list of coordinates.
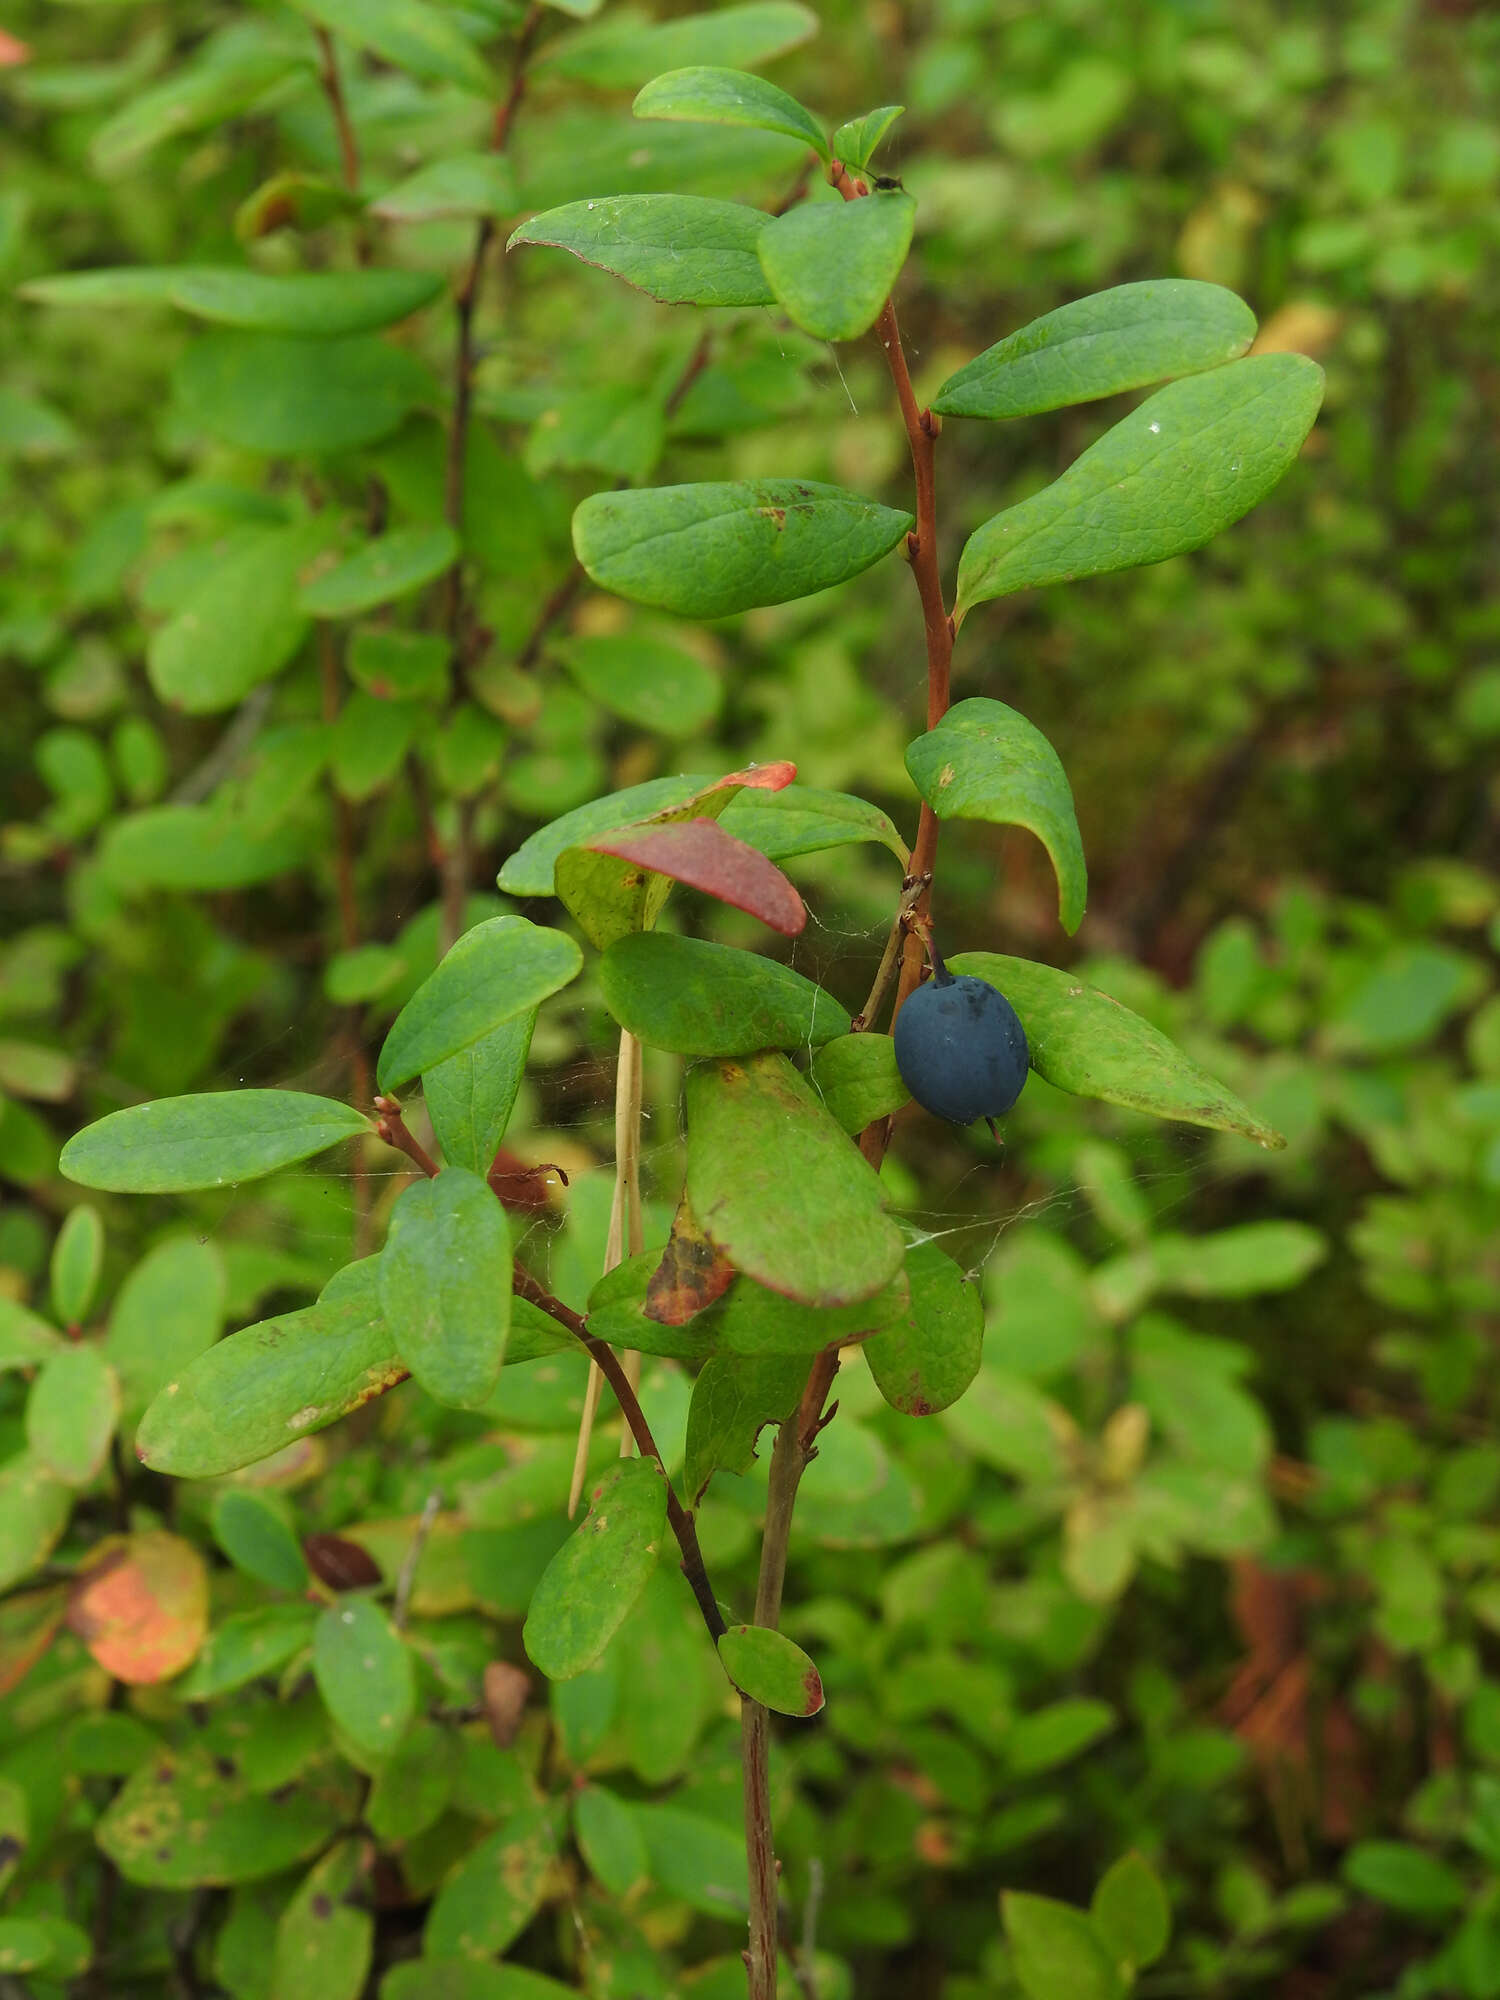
[893, 965, 1029, 1126]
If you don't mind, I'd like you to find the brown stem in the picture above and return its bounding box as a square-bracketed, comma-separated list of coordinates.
[315, 28, 361, 194]
[443, 3, 544, 646]
[510, 1267, 727, 1645]
[744, 169, 961, 2000]
[516, 564, 586, 671]
[373, 1097, 439, 1179]
[742, 1349, 840, 2000]
[320, 627, 374, 1251]
[851, 870, 928, 1032]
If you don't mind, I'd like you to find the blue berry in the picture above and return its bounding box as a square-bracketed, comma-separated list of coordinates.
[893, 969, 1029, 1126]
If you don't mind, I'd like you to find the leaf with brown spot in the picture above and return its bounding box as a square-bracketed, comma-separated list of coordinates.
[66, 1531, 209, 1685]
[717, 1624, 825, 1716]
[645, 1195, 737, 1326]
[269, 1838, 372, 2000]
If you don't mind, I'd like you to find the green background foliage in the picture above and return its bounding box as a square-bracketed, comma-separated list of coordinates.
[1, 0, 1498, 1997]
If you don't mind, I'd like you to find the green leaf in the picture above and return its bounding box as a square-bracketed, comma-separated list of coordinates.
[50, 1204, 103, 1325]
[325, 942, 408, 1005]
[176, 331, 432, 456]
[175, 1603, 319, 1699]
[313, 1597, 415, 1763]
[87, 36, 311, 176]
[331, 693, 418, 801]
[137, 1291, 403, 1478]
[949, 953, 1285, 1148]
[0, 1301, 63, 1372]
[347, 627, 450, 701]
[373, 153, 518, 222]
[955, 355, 1325, 620]
[270, 1841, 372, 2000]
[933, 279, 1257, 421]
[523, 1459, 668, 1679]
[167, 267, 443, 335]
[864, 1240, 983, 1417]
[633, 1801, 748, 1914]
[685, 1051, 904, 1307]
[0, 1919, 58, 1976]
[683, 1352, 805, 1502]
[574, 479, 913, 619]
[147, 521, 331, 714]
[509, 195, 775, 307]
[423, 1804, 559, 1959]
[98, 804, 317, 892]
[1003, 1892, 1126, 2000]
[106, 1235, 226, 1421]
[718, 783, 909, 865]
[905, 698, 1086, 933]
[556, 633, 722, 737]
[211, 1488, 310, 1594]
[377, 917, 582, 1092]
[718, 1624, 823, 1714]
[499, 774, 717, 894]
[600, 933, 849, 1056]
[541, 3, 818, 88]
[26, 1345, 119, 1486]
[96, 1748, 345, 1888]
[758, 191, 914, 342]
[287, 0, 494, 94]
[0, 389, 77, 458]
[633, 66, 826, 157]
[62, 1090, 369, 1194]
[366, 1718, 454, 1844]
[385, 1965, 575, 2000]
[807, 1033, 909, 1133]
[380, 1168, 512, 1407]
[1152, 1221, 1327, 1298]
[0, 1453, 71, 1591]
[423, 1012, 534, 1176]
[831, 104, 904, 170]
[1006, 1697, 1116, 1774]
[1091, 1851, 1171, 1973]
[574, 1784, 649, 1895]
[299, 525, 459, 617]
[714, 1266, 908, 1356]
[1342, 1841, 1468, 1916]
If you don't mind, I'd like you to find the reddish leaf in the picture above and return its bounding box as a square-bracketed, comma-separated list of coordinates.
[709, 760, 797, 794]
[66, 1531, 209, 1684]
[585, 819, 805, 936]
[645, 1195, 738, 1326]
[303, 1533, 383, 1592]
[0, 1585, 68, 1698]
[0, 32, 29, 65]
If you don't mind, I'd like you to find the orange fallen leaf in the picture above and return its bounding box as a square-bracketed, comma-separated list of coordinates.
[66, 1531, 209, 1684]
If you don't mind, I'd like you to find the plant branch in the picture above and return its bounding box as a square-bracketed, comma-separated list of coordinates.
[512, 1266, 727, 1644]
[743, 167, 961, 2000]
[372, 1096, 439, 1179]
[314, 28, 360, 195]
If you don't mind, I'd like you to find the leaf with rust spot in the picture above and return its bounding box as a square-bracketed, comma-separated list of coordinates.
[717, 1624, 824, 1716]
[645, 1195, 738, 1325]
[270, 1838, 372, 2000]
[0, 1585, 67, 1700]
[423, 1802, 559, 1961]
[96, 1748, 348, 1887]
[66, 1530, 209, 1685]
